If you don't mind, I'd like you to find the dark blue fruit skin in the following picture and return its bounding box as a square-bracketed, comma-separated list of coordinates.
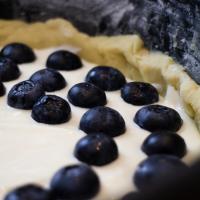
[142, 131, 187, 158]
[133, 155, 188, 190]
[1, 43, 36, 64]
[134, 105, 183, 132]
[30, 68, 66, 92]
[31, 95, 71, 124]
[121, 82, 159, 106]
[0, 82, 6, 97]
[85, 66, 126, 91]
[79, 106, 126, 137]
[74, 133, 118, 166]
[0, 57, 21, 82]
[121, 192, 140, 200]
[50, 165, 100, 200]
[46, 50, 82, 71]
[7, 80, 45, 109]
[67, 82, 107, 108]
[4, 184, 50, 200]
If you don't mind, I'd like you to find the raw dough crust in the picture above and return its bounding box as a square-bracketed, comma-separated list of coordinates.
[1, 18, 200, 130]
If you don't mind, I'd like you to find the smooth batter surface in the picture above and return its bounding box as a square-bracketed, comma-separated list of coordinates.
[0, 47, 200, 200]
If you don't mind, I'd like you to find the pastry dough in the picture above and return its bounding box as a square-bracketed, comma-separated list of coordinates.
[1, 18, 199, 130]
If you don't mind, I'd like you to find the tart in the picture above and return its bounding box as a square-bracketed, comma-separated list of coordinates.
[0, 18, 200, 200]
[1, 19, 200, 128]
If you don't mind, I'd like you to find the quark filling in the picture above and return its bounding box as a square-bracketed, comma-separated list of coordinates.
[0, 46, 199, 200]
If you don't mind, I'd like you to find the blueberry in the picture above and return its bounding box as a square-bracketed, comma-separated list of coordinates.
[142, 131, 187, 158]
[133, 155, 188, 190]
[0, 57, 20, 82]
[134, 105, 183, 132]
[74, 133, 118, 166]
[7, 80, 45, 109]
[46, 50, 82, 71]
[85, 66, 126, 91]
[79, 106, 126, 137]
[31, 95, 71, 124]
[0, 82, 6, 96]
[1, 43, 36, 64]
[50, 164, 100, 200]
[30, 68, 66, 92]
[67, 82, 107, 108]
[121, 192, 140, 200]
[121, 82, 159, 106]
[4, 184, 50, 200]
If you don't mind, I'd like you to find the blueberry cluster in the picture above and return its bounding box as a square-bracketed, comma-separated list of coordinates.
[64, 67, 126, 176]
[124, 92, 187, 198]
[1, 47, 73, 124]
[0, 44, 27, 98]
[0, 43, 37, 98]
[2, 43, 188, 200]
[4, 165, 100, 200]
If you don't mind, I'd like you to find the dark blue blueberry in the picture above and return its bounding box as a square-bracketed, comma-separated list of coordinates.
[0, 82, 6, 97]
[74, 133, 118, 166]
[133, 155, 188, 190]
[121, 82, 159, 106]
[67, 82, 107, 108]
[121, 192, 140, 200]
[79, 106, 126, 137]
[31, 95, 71, 124]
[0, 57, 20, 82]
[134, 105, 183, 132]
[4, 184, 50, 200]
[46, 50, 82, 71]
[7, 80, 45, 109]
[85, 66, 126, 91]
[50, 164, 100, 200]
[1, 43, 36, 64]
[30, 68, 66, 92]
[142, 131, 187, 158]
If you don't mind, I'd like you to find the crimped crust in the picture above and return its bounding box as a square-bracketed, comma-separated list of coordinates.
[0, 18, 199, 130]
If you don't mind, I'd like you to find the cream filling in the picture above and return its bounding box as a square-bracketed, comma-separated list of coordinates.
[0, 47, 200, 200]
